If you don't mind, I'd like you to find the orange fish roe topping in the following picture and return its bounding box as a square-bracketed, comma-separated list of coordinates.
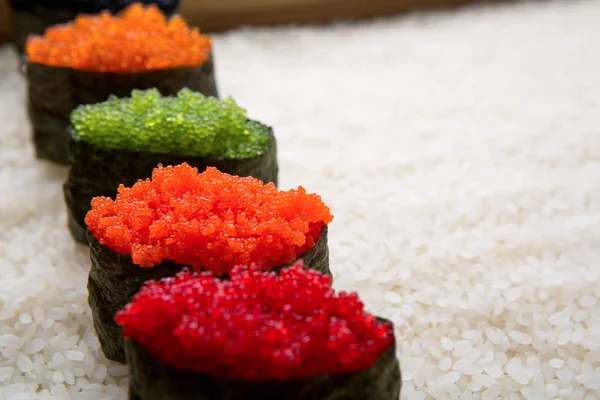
[85, 164, 334, 274]
[25, 4, 212, 73]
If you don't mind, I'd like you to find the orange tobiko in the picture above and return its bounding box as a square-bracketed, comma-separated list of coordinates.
[85, 163, 334, 275]
[25, 4, 212, 73]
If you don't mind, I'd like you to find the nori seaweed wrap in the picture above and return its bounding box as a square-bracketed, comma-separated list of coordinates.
[10, 0, 179, 55]
[117, 265, 401, 400]
[64, 89, 278, 244]
[24, 4, 218, 165]
[86, 163, 333, 363]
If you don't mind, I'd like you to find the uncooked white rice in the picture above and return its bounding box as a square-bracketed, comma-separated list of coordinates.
[1, 0, 600, 398]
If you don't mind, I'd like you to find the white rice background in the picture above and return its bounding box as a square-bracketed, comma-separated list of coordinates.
[1, 0, 600, 398]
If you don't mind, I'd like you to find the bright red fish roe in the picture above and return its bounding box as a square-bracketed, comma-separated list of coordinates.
[25, 4, 212, 72]
[116, 262, 394, 381]
[85, 163, 333, 274]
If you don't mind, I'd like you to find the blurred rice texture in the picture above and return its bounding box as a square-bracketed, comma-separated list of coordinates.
[0, 0, 495, 42]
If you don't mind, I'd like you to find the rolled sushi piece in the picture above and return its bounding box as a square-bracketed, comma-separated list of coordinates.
[117, 263, 402, 400]
[86, 163, 333, 363]
[64, 88, 278, 244]
[10, 0, 179, 56]
[25, 4, 218, 165]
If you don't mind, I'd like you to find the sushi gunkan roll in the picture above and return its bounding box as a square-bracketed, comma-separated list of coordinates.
[86, 163, 333, 363]
[117, 263, 402, 400]
[10, 0, 180, 57]
[64, 88, 278, 244]
[25, 4, 218, 165]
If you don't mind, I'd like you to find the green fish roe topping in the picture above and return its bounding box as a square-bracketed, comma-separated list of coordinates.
[70, 88, 270, 158]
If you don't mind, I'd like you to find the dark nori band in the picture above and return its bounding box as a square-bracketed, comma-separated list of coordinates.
[10, 1, 180, 55]
[64, 124, 278, 244]
[87, 226, 330, 364]
[124, 318, 401, 400]
[26, 55, 218, 165]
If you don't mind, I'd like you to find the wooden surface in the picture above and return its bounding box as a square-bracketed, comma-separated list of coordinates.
[0, 0, 494, 42]
[181, 0, 492, 32]
[0, 0, 10, 41]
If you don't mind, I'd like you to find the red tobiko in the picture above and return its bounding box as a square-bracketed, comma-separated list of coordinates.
[115, 261, 394, 381]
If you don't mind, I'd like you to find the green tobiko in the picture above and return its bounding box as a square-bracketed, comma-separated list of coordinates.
[70, 89, 270, 158]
